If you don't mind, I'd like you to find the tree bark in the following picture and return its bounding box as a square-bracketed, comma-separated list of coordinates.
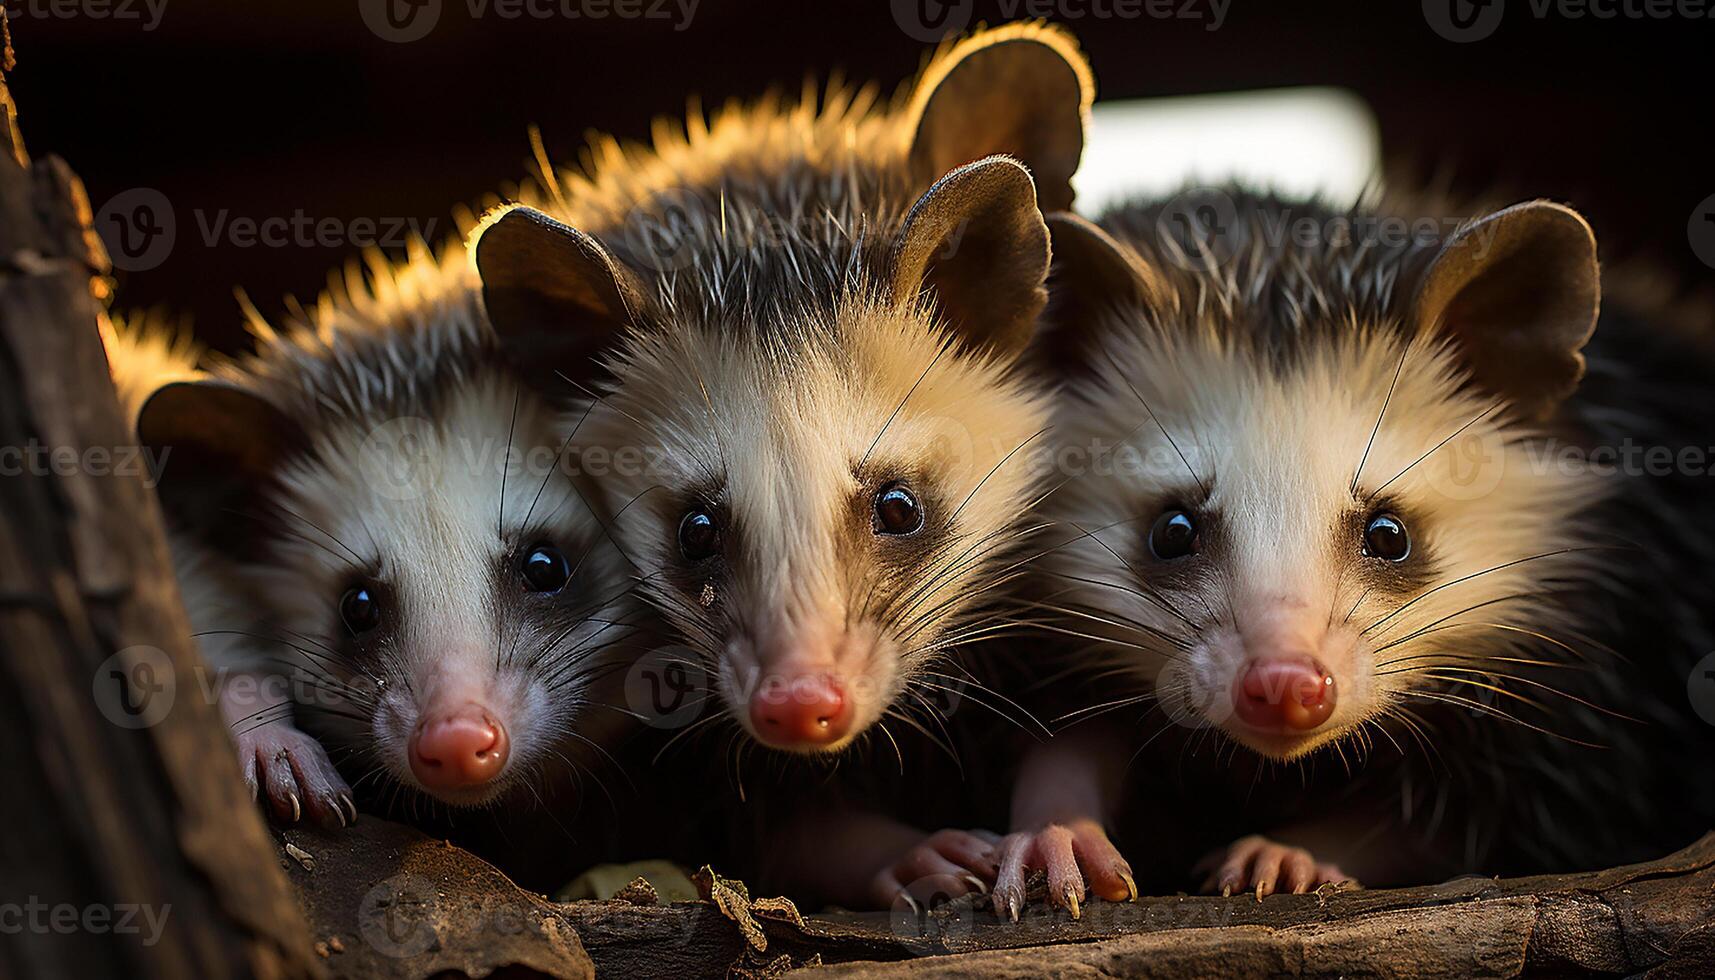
[0, 25, 320, 979]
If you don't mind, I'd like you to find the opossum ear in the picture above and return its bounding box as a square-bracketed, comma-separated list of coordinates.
[890, 156, 1051, 360]
[905, 23, 1093, 213]
[1414, 201, 1599, 419]
[474, 205, 643, 394]
[137, 381, 310, 539]
[1034, 212, 1169, 377]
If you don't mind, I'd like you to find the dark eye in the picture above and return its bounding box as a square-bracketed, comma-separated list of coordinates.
[874, 483, 924, 536]
[521, 543, 572, 593]
[1363, 513, 1411, 562]
[678, 508, 720, 562]
[1148, 509, 1199, 560]
[339, 586, 381, 635]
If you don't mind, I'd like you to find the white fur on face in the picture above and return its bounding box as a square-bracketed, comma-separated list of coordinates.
[235, 374, 630, 805]
[1045, 320, 1610, 762]
[588, 299, 1049, 753]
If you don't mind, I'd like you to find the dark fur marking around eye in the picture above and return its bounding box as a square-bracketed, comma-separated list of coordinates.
[1342, 499, 1436, 596]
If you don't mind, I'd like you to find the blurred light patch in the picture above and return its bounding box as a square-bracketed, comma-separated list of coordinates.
[1073, 87, 1381, 215]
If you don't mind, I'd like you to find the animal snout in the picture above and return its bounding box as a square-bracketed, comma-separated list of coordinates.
[1232, 657, 1336, 732]
[409, 705, 510, 792]
[747, 673, 851, 750]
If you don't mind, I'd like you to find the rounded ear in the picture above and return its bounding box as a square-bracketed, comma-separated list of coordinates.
[904, 23, 1094, 213]
[472, 205, 645, 394]
[888, 156, 1051, 361]
[1034, 212, 1167, 377]
[137, 381, 309, 536]
[1412, 201, 1600, 420]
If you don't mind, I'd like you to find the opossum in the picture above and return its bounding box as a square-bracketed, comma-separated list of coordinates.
[467, 23, 1092, 906]
[990, 188, 1715, 916]
[100, 314, 264, 680]
[135, 242, 645, 830]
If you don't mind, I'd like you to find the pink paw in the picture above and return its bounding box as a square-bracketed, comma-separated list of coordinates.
[235, 722, 356, 829]
[1199, 835, 1356, 899]
[871, 829, 1001, 910]
[993, 819, 1135, 922]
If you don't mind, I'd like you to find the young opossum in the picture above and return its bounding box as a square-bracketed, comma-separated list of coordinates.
[994, 189, 1715, 915]
[469, 23, 1092, 906]
[100, 315, 265, 685]
[136, 242, 645, 829]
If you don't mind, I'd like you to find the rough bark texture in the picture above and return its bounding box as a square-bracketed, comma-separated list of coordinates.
[0, 31, 320, 979]
[282, 819, 1715, 979]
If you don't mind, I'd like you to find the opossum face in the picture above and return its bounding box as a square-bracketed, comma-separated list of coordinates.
[1043, 204, 1608, 762]
[476, 159, 1053, 754]
[145, 372, 633, 807]
[598, 303, 1046, 754]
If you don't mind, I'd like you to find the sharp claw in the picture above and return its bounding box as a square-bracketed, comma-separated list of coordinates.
[1254, 880, 1265, 903]
[1221, 883, 1233, 898]
[960, 874, 988, 896]
[287, 791, 301, 823]
[901, 890, 921, 916]
[1066, 889, 1081, 920]
[1008, 894, 1019, 923]
[1120, 871, 1138, 902]
[342, 794, 359, 825]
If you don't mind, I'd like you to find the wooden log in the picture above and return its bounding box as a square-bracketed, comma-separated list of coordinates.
[281, 817, 1715, 979]
[0, 24, 320, 979]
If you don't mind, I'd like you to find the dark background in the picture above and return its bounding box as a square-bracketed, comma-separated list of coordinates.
[6, 0, 1709, 352]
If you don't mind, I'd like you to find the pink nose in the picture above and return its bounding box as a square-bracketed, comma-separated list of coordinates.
[748, 674, 851, 749]
[409, 707, 509, 791]
[1233, 658, 1336, 732]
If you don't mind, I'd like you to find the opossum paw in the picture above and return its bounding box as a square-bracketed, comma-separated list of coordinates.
[871, 828, 1002, 910]
[236, 723, 356, 830]
[992, 819, 1135, 922]
[1199, 835, 1356, 899]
